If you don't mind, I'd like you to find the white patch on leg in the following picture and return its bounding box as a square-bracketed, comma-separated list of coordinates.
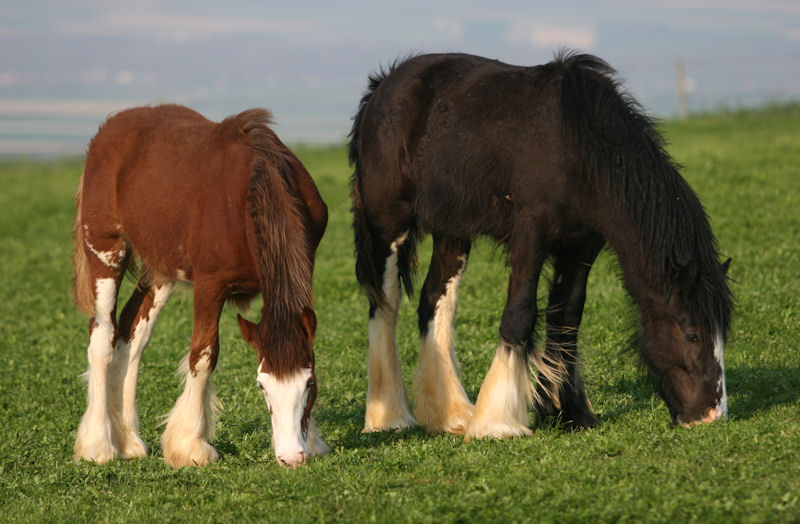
[465, 342, 534, 441]
[414, 257, 474, 434]
[82, 224, 125, 269]
[161, 350, 221, 467]
[712, 332, 728, 420]
[108, 282, 174, 459]
[74, 277, 119, 463]
[364, 235, 416, 432]
[257, 364, 315, 467]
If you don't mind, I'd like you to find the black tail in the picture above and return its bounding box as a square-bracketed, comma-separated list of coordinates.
[349, 68, 416, 309]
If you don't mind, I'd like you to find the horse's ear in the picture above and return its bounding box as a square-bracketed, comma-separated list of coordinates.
[721, 257, 732, 275]
[238, 314, 257, 344]
[300, 307, 317, 342]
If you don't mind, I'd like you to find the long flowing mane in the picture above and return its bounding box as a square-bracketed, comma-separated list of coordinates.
[557, 50, 733, 339]
[239, 110, 314, 374]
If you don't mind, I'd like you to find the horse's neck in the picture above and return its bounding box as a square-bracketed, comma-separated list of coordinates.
[596, 204, 669, 311]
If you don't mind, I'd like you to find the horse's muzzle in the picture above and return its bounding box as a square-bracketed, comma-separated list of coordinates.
[678, 406, 726, 427]
[277, 450, 307, 468]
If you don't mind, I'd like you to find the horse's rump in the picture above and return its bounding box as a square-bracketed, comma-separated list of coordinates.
[77, 106, 273, 286]
[353, 54, 572, 240]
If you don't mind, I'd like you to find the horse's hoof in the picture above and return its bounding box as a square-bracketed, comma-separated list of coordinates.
[119, 434, 148, 459]
[162, 440, 218, 468]
[73, 440, 118, 464]
[416, 401, 475, 435]
[363, 408, 417, 433]
[464, 419, 534, 442]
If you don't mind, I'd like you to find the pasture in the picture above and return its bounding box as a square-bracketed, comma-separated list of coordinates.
[1, 106, 799, 522]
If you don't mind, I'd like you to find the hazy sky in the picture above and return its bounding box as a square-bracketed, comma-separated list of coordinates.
[1, 1, 799, 153]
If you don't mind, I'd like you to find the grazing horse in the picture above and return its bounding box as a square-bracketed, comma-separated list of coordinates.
[72, 105, 329, 467]
[348, 51, 733, 440]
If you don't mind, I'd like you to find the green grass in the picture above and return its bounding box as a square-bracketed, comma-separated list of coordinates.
[1, 107, 799, 522]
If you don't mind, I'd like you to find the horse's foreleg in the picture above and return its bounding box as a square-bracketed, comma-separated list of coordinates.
[413, 235, 473, 434]
[74, 270, 123, 463]
[161, 284, 222, 467]
[363, 234, 416, 432]
[466, 213, 547, 441]
[109, 278, 174, 458]
[534, 239, 603, 430]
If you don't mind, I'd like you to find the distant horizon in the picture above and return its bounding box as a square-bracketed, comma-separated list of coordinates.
[2, 99, 799, 158]
[2, 1, 799, 155]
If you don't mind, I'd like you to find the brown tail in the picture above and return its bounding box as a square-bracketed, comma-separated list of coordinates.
[241, 110, 314, 319]
[72, 173, 95, 316]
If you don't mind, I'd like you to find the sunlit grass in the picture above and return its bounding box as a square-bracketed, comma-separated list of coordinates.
[1, 107, 798, 522]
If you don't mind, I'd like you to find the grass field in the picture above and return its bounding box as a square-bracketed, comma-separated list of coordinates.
[1, 106, 799, 522]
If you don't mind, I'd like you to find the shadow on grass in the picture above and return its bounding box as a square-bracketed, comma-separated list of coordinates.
[317, 407, 430, 451]
[213, 365, 800, 459]
[212, 407, 429, 460]
[725, 365, 800, 420]
[583, 365, 800, 425]
[214, 419, 266, 458]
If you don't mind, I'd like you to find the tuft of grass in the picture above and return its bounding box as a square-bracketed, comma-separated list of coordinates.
[1, 108, 798, 522]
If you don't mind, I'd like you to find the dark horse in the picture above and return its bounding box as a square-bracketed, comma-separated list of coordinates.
[349, 52, 732, 440]
[73, 105, 328, 467]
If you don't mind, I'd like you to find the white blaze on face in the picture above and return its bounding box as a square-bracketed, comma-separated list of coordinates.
[713, 332, 728, 418]
[257, 363, 311, 467]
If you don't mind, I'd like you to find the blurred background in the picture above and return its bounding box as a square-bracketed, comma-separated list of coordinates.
[1, 0, 799, 155]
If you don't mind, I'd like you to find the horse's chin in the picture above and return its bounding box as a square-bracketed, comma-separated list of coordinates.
[676, 406, 726, 427]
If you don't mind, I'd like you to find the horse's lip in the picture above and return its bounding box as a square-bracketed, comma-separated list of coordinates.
[677, 406, 725, 427]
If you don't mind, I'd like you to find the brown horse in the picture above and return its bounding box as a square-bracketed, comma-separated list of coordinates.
[72, 105, 328, 468]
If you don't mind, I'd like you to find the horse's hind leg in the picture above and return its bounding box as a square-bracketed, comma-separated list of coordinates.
[161, 280, 223, 467]
[108, 275, 175, 458]
[466, 211, 549, 441]
[363, 233, 417, 432]
[534, 238, 604, 429]
[413, 234, 474, 434]
[73, 227, 127, 463]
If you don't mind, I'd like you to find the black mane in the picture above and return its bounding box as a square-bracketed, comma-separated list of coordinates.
[556, 50, 733, 339]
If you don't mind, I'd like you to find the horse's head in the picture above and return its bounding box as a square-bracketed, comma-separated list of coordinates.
[639, 265, 730, 426]
[238, 308, 318, 467]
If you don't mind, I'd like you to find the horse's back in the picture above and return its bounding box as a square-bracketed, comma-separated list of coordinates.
[85, 104, 255, 188]
[356, 53, 569, 239]
[81, 105, 261, 280]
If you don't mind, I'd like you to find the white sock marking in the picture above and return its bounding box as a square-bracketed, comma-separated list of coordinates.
[74, 277, 118, 463]
[466, 342, 533, 441]
[364, 234, 416, 431]
[161, 350, 220, 467]
[714, 332, 728, 418]
[414, 256, 473, 433]
[109, 282, 175, 458]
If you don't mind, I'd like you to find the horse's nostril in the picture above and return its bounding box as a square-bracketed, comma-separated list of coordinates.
[277, 452, 307, 468]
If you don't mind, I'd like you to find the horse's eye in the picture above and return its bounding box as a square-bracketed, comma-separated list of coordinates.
[307, 380, 315, 388]
[685, 333, 700, 344]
